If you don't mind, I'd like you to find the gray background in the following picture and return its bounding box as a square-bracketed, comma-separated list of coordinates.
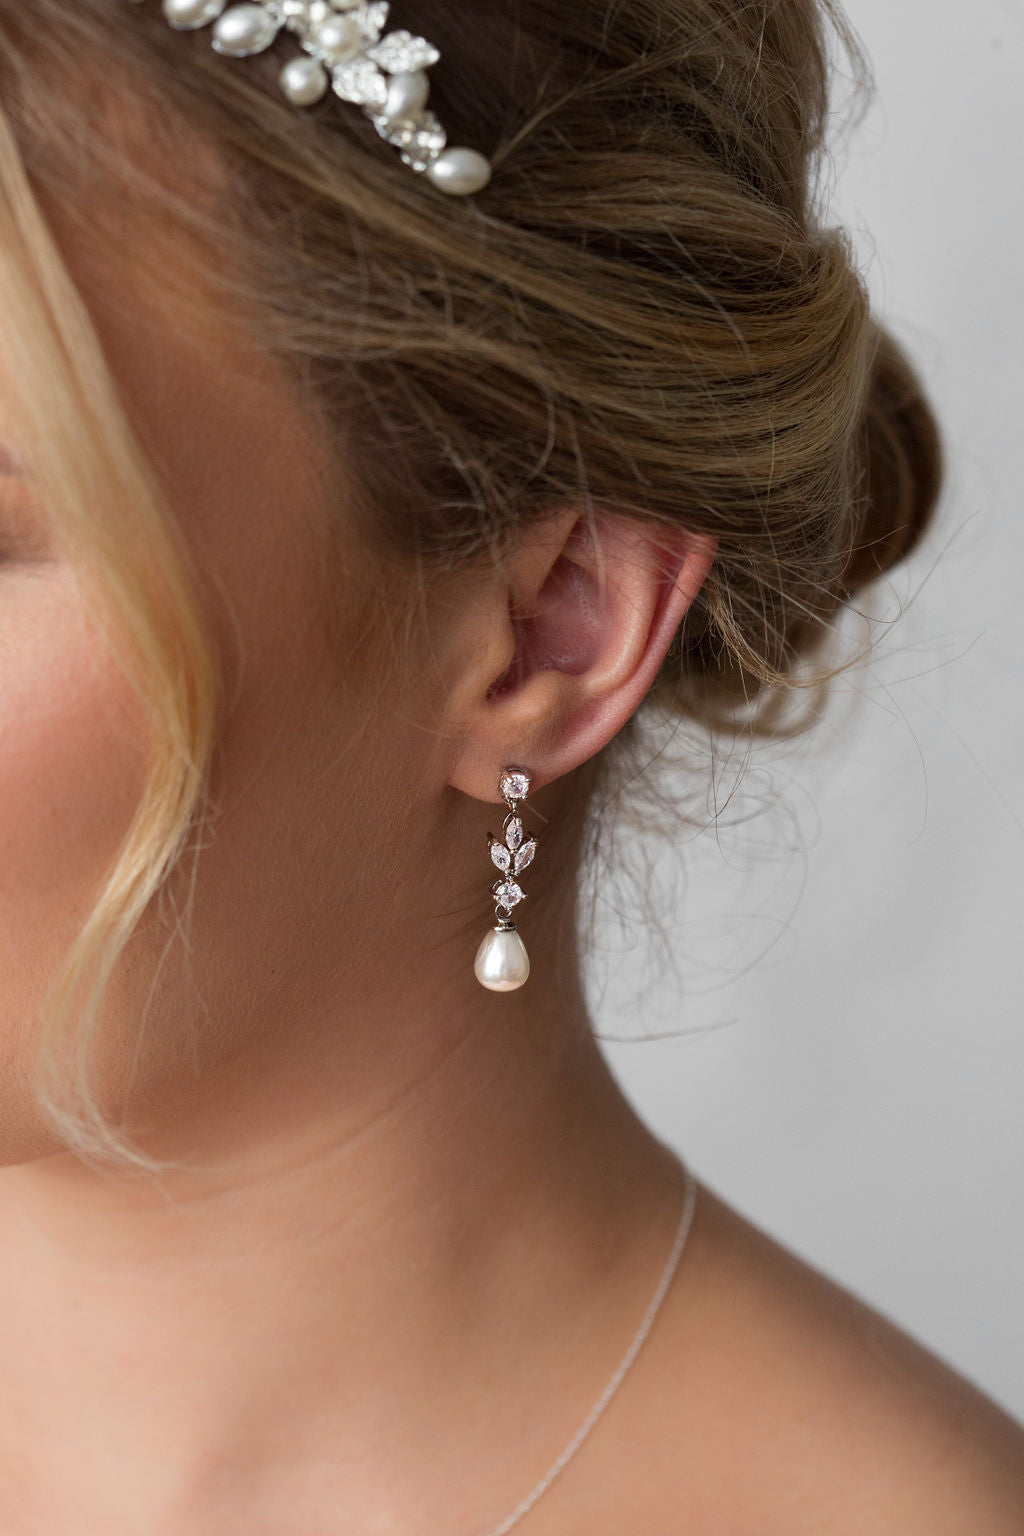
[591, 0, 1024, 1421]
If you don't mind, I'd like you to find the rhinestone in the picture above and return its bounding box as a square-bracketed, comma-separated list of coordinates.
[513, 839, 536, 875]
[273, 0, 315, 38]
[505, 817, 524, 852]
[493, 881, 524, 908]
[332, 56, 387, 105]
[499, 770, 531, 802]
[489, 837, 512, 874]
[365, 28, 439, 74]
[382, 111, 446, 171]
[361, 0, 389, 38]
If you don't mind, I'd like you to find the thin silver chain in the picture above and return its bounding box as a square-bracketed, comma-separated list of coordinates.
[477, 1158, 699, 1536]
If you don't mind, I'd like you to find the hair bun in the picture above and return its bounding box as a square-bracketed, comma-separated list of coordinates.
[843, 322, 944, 600]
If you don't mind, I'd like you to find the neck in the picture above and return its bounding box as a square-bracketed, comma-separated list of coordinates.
[0, 934, 685, 1532]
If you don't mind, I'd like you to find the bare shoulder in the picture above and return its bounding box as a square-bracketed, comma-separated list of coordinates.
[625, 1178, 1024, 1534]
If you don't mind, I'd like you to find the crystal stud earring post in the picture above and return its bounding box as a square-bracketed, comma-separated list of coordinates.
[473, 768, 537, 992]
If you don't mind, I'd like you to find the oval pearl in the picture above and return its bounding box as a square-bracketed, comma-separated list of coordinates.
[162, 0, 226, 28]
[474, 927, 530, 992]
[426, 147, 492, 197]
[280, 54, 330, 105]
[313, 13, 362, 62]
[211, 3, 279, 56]
[381, 69, 430, 124]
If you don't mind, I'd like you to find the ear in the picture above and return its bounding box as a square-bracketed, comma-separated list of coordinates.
[444, 507, 718, 802]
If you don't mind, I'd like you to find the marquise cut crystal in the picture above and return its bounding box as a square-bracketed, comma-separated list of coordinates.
[488, 837, 512, 874]
[505, 817, 524, 852]
[513, 839, 536, 875]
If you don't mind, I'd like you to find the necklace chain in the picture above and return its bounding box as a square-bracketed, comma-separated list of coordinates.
[477, 1159, 699, 1536]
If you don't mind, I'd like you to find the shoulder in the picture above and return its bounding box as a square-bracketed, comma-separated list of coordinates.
[628, 1178, 1024, 1533]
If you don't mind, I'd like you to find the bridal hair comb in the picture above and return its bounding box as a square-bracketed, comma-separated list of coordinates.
[123, 0, 493, 196]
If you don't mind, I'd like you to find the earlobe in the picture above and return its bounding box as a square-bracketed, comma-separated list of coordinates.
[447, 509, 718, 802]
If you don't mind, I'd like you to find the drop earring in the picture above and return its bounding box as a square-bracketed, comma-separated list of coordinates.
[473, 768, 537, 992]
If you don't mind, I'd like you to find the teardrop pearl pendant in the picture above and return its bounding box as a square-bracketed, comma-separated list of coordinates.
[474, 768, 538, 992]
[474, 925, 530, 992]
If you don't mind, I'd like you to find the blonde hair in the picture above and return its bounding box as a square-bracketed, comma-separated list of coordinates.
[0, 0, 943, 1171]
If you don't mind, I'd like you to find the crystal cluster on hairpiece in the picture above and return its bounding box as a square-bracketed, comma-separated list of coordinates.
[124, 0, 492, 196]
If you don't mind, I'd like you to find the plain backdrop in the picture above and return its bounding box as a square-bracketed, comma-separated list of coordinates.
[590, 0, 1024, 1421]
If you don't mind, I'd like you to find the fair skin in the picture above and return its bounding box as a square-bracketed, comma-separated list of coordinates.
[0, 186, 1021, 1536]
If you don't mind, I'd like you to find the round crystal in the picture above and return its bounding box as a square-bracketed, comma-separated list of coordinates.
[500, 770, 531, 802]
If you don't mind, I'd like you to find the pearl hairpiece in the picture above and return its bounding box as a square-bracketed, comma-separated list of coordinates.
[124, 0, 493, 196]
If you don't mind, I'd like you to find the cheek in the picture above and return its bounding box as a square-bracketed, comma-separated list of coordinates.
[0, 567, 150, 1145]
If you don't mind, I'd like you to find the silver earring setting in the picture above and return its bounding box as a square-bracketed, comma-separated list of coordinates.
[473, 769, 537, 992]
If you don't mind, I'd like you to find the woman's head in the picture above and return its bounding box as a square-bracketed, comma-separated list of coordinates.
[0, 0, 941, 1172]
